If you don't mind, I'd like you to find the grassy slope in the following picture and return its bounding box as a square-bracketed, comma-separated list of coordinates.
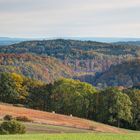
[0, 103, 126, 134]
[0, 133, 140, 140]
[24, 122, 92, 134]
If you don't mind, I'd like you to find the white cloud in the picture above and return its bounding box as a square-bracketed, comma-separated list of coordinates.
[0, 0, 140, 37]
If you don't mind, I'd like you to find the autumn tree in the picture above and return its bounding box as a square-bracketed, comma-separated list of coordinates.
[10, 73, 28, 103]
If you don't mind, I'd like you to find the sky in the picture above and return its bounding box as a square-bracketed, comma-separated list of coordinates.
[0, 0, 140, 38]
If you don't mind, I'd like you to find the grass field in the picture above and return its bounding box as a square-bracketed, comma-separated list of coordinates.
[0, 103, 126, 133]
[0, 103, 140, 140]
[24, 122, 92, 133]
[0, 133, 140, 140]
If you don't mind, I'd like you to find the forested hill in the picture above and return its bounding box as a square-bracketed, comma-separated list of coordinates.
[0, 54, 73, 82]
[94, 59, 140, 88]
[114, 41, 140, 47]
[1, 39, 140, 57]
[0, 39, 139, 73]
[1, 39, 140, 87]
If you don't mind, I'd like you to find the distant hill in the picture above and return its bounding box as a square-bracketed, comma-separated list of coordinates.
[2, 39, 140, 56]
[0, 39, 139, 74]
[94, 59, 140, 88]
[114, 41, 140, 47]
[1, 39, 140, 87]
[63, 37, 140, 43]
[0, 37, 28, 46]
[0, 54, 73, 82]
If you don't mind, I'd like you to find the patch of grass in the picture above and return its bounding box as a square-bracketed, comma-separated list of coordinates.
[24, 122, 92, 133]
[0, 133, 140, 140]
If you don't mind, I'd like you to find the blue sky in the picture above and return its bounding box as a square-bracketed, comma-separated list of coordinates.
[0, 0, 140, 38]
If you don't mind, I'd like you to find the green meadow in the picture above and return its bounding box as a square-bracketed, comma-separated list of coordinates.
[0, 133, 140, 140]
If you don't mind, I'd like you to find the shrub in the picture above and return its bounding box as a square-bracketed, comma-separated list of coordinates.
[0, 120, 26, 134]
[3, 115, 13, 121]
[16, 116, 32, 122]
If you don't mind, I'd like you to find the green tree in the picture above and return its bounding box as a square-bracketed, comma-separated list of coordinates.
[0, 73, 18, 103]
[23, 77, 44, 105]
[97, 87, 132, 128]
[49, 78, 97, 118]
[124, 89, 140, 130]
[28, 84, 49, 110]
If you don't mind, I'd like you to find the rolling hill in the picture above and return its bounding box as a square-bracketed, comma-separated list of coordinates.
[114, 41, 140, 47]
[1, 39, 140, 57]
[0, 103, 126, 134]
[0, 39, 138, 74]
[0, 39, 140, 87]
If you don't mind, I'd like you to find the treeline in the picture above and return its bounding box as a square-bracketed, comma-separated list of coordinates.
[1, 39, 139, 57]
[0, 72, 140, 130]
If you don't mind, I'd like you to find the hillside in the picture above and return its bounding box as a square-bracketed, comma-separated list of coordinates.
[94, 59, 140, 88]
[0, 54, 73, 82]
[1, 39, 139, 56]
[0, 103, 126, 134]
[0, 39, 138, 74]
[0, 39, 140, 87]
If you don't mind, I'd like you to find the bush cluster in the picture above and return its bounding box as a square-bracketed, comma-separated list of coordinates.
[0, 120, 26, 135]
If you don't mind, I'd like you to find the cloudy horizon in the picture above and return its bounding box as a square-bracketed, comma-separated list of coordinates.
[0, 0, 140, 38]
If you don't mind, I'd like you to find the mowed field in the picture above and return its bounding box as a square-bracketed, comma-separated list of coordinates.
[0, 103, 126, 133]
[1, 133, 140, 140]
[0, 103, 140, 140]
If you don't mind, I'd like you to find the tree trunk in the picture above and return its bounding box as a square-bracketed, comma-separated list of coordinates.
[118, 119, 120, 128]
